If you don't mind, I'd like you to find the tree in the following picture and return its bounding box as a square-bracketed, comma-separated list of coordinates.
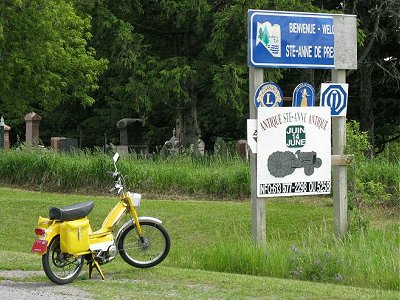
[350, 0, 400, 153]
[313, 0, 400, 154]
[98, 0, 321, 149]
[0, 0, 107, 135]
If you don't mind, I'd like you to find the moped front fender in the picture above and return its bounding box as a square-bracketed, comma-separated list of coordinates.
[115, 216, 162, 245]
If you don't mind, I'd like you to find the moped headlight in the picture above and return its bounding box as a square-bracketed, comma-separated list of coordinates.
[129, 192, 141, 207]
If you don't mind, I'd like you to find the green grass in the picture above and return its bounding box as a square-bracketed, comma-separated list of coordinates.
[77, 267, 400, 299]
[0, 150, 250, 198]
[0, 150, 399, 205]
[0, 187, 398, 297]
[2, 264, 397, 299]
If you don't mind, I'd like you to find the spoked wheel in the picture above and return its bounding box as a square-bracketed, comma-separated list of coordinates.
[42, 235, 83, 284]
[118, 221, 170, 268]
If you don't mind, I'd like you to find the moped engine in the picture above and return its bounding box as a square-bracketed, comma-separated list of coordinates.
[95, 243, 117, 265]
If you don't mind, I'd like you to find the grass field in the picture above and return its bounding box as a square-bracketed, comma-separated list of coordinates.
[0, 187, 398, 299]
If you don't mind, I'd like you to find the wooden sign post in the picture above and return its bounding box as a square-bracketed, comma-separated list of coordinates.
[248, 11, 357, 243]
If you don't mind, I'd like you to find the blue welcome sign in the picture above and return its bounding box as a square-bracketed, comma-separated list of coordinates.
[248, 10, 334, 69]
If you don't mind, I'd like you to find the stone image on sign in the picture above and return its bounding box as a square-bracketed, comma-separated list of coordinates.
[292, 83, 315, 107]
[254, 82, 284, 109]
[257, 106, 331, 197]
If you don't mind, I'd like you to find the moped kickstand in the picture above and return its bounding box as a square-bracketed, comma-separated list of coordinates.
[88, 254, 105, 280]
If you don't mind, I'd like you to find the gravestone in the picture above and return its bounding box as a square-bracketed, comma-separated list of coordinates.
[24, 112, 42, 146]
[193, 136, 205, 157]
[0, 117, 10, 150]
[51, 137, 65, 151]
[214, 137, 228, 157]
[51, 137, 78, 153]
[162, 129, 179, 156]
[197, 137, 205, 155]
[236, 139, 248, 159]
[116, 118, 147, 154]
[59, 138, 78, 152]
[4, 125, 10, 150]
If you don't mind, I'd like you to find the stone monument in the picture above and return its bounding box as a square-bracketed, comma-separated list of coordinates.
[4, 124, 11, 150]
[24, 112, 42, 146]
[116, 118, 147, 154]
[236, 139, 248, 159]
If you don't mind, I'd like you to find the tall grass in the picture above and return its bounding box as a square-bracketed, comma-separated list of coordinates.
[0, 142, 399, 206]
[350, 158, 400, 205]
[0, 150, 250, 198]
[346, 121, 400, 207]
[171, 223, 400, 290]
[0, 147, 399, 203]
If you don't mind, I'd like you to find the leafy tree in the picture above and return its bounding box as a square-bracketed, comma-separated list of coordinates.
[0, 0, 107, 136]
[89, 0, 321, 150]
[313, 0, 400, 154]
[349, 0, 400, 153]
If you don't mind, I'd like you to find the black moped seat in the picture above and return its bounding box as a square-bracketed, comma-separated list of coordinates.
[49, 201, 94, 222]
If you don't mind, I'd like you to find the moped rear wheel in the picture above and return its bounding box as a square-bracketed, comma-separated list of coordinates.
[42, 235, 83, 285]
[118, 221, 170, 268]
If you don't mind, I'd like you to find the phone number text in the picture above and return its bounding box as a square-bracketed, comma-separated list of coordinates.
[259, 181, 331, 195]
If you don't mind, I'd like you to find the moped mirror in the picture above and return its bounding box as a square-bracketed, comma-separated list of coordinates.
[113, 153, 120, 163]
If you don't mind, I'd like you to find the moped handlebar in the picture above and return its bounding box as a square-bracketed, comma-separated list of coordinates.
[107, 171, 121, 179]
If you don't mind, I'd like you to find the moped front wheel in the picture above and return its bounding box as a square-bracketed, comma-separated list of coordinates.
[118, 221, 170, 268]
[42, 235, 83, 285]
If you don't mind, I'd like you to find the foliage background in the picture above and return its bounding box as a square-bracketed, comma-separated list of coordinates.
[0, 0, 398, 153]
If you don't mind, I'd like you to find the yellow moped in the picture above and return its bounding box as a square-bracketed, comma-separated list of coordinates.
[32, 153, 170, 284]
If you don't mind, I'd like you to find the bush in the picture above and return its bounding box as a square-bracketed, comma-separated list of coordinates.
[347, 121, 399, 209]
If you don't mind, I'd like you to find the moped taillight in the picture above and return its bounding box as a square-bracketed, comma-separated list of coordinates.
[35, 228, 46, 235]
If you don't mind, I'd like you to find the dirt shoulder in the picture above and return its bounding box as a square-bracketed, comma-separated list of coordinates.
[0, 271, 93, 300]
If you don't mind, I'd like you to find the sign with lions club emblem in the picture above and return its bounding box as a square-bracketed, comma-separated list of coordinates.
[254, 82, 284, 109]
[257, 106, 331, 197]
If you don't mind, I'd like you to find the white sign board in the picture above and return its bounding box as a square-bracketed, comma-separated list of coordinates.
[257, 107, 331, 197]
[247, 119, 257, 153]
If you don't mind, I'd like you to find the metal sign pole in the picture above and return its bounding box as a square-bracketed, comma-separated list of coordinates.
[249, 67, 266, 245]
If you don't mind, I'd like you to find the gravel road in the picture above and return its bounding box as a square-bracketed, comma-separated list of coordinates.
[0, 271, 94, 300]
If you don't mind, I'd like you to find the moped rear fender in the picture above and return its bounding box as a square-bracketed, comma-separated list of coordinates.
[115, 216, 162, 245]
[45, 222, 61, 243]
[35, 222, 60, 256]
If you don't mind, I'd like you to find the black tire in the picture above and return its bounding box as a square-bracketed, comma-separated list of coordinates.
[118, 221, 170, 268]
[42, 235, 83, 285]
